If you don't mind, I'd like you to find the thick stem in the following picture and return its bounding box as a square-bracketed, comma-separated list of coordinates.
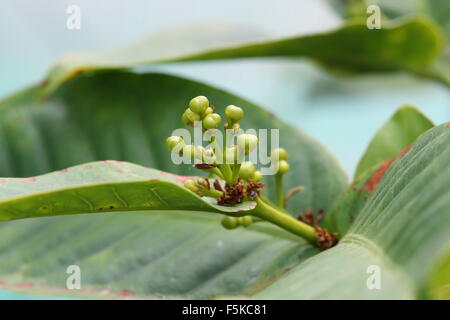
[251, 197, 316, 243]
[231, 164, 241, 185]
[218, 164, 233, 184]
[275, 174, 284, 208]
[208, 167, 224, 180]
[211, 136, 233, 184]
[201, 187, 223, 198]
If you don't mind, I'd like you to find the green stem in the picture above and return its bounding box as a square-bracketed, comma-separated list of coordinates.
[210, 136, 233, 184]
[231, 164, 241, 184]
[251, 197, 316, 243]
[201, 187, 223, 198]
[218, 164, 233, 184]
[275, 174, 284, 208]
[208, 167, 224, 180]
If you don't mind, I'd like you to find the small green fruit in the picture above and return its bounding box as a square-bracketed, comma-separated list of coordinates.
[203, 113, 222, 129]
[239, 162, 256, 179]
[166, 136, 183, 151]
[221, 216, 238, 229]
[271, 148, 288, 161]
[225, 105, 244, 122]
[183, 108, 201, 124]
[252, 170, 263, 181]
[240, 216, 253, 227]
[203, 107, 213, 116]
[182, 144, 195, 159]
[237, 134, 258, 155]
[189, 96, 209, 114]
[278, 160, 289, 175]
[181, 111, 192, 126]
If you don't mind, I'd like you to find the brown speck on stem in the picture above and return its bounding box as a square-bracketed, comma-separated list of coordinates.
[213, 179, 224, 192]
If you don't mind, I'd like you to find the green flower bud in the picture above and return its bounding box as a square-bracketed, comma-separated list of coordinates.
[194, 145, 205, 160]
[202, 148, 216, 164]
[270, 148, 288, 161]
[240, 215, 253, 227]
[183, 108, 201, 125]
[203, 113, 222, 129]
[182, 111, 192, 126]
[184, 179, 199, 193]
[203, 107, 213, 116]
[239, 162, 256, 179]
[166, 136, 184, 151]
[221, 216, 239, 229]
[182, 144, 195, 159]
[237, 134, 258, 155]
[225, 105, 244, 122]
[189, 96, 209, 115]
[252, 170, 263, 181]
[278, 160, 289, 175]
[182, 144, 205, 161]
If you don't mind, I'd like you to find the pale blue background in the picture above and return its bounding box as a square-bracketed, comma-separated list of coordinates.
[0, 0, 449, 299]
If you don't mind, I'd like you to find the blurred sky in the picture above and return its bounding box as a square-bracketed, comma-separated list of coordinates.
[0, 0, 449, 176]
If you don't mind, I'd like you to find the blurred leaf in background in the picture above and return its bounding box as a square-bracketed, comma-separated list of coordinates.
[41, 17, 445, 96]
[327, 0, 450, 85]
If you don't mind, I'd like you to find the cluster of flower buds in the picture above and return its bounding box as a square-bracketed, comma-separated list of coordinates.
[166, 96, 259, 171]
[182, 96, 222, 130]
[271, 148, 289, 175]
[164, 96, 336, 248]
[239, 162, 262, 182]
[166, 96, 290, 221]
[166, 136, 213, 163]
[225, 105, 244, 132]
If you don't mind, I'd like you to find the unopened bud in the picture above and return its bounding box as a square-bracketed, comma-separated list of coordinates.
[278, 160, 289, 175]
[189, 96, 209, 115]
[239, 162, 256, 179]
[237, 134, 258, 155]
[225, 105, 244, 122]
[203, 113, 222, 129]
[270, 148, 288, 161]
[166, 136, 184, 151]
[221, 216, 239, 229]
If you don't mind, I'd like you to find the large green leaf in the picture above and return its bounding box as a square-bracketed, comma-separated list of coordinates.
[0, 71, 346, 216]
[325, 106, 434, 237]
[0, 161, 257, 222]
[0, 211, 318, 299]
[41, 17, 444, 96]
[355, 105, 434, 179]
[0, 71, 346, 298]
[255, 123, 450, 299]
